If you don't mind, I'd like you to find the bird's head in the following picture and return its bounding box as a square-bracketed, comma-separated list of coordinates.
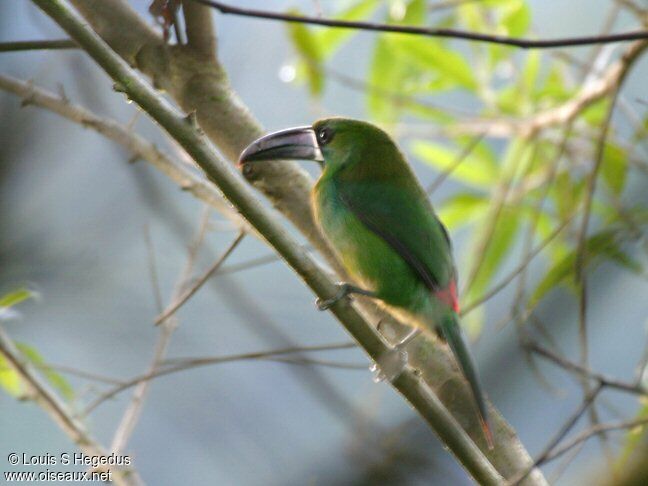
[239, 117, 400, 179]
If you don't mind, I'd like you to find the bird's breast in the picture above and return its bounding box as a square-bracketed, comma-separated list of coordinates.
[312, 180, 423, 308]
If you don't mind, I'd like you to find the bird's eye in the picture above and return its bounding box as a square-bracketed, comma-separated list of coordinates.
[317, 127, 333, 145]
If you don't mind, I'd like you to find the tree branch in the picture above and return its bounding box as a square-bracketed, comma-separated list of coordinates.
[525, 342, 648, 396]
[182, 0, 217, 58]
[84, 341, 359, 413]
[542, 417, 648, 464]
[154, 230, 245, 324]
[192, 0, 648, 49]
[0, 39, 76, 51]
[507, 384, 603, 485]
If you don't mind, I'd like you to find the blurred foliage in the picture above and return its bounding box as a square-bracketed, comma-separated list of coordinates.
[0, 288, 73, 401]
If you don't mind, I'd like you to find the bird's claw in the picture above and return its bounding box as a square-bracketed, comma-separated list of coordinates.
[316, 283, 350, 311]
[370, 345, 409, 383]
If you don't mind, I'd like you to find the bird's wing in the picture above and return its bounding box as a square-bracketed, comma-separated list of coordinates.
[337, 180, 455, 292]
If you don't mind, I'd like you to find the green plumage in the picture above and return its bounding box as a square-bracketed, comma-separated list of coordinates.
[310, 118, 491, 443]
[239, 116, 492, 446]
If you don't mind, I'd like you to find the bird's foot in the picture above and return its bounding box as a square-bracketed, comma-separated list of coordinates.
[370, 328, 422, 383]
[316, 283, 377, 311]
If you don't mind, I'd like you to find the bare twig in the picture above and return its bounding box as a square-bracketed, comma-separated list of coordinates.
[507, 384, 603, 485]
[85, 341, 358, 413]
[144, 224, 164, 312]
[543, 417, 648, 464]
[154, 231, 245, 324]
[37, 363, 125, 385]
[426, 132, 487, 194]
[110, 208, 214, 454]
[192, 0, 648, 49]
[525, 342, 648, 396]
[0, 39, 77, 51]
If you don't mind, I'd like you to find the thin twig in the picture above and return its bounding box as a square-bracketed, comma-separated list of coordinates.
[144, 224, 164, 312]
[507, 384, 603, 485]
[426, 132, 487, 194]
[36, 363, 125, 385]
[0, 39, 77, 51]
[85, 342, 358, 414]
[110, 208, 213, 453]
[461, 208, 577, 315]
[526, 342, 648, 396]
[192, 0, 648, 49]
[573, 79, 621, 453]
[543, 417, 648, 463]
[154, 231, 245, 324]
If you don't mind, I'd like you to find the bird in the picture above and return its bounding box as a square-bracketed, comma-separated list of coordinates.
[239, 117, 493, 448]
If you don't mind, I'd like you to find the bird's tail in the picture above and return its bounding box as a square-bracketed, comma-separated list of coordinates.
[439, 313, 494, 450]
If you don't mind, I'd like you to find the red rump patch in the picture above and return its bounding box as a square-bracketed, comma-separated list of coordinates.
[436, 280, 460, 313]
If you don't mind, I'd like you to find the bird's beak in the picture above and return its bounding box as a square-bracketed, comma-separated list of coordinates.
[239, 126, 323, 164]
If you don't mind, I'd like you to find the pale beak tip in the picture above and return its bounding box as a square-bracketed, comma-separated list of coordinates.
[238, 143, 258, 165]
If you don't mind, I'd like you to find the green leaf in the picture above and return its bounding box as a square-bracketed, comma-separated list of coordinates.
[521, 50, 540, 96]
[582, 98, 609, 126]
[616, 401, 648, 468]
[458, 2, 484, 31]
[501, 0, 531, 37]
[497, 85, 524, 114]
[286, 16, 324, 96]
[0, 287, 36, 321]
[391, 37, 478, 91]
[534, 64, 571, 102]
[438, 193, 489, 228]
[368, 37, 405, 121]
[601, 143, 628, 196]
[412, 141, 499, 188]
[395, 0, 427, 25]
[0, 288, 34, 309]
[317, 0, 380, 56]
[16, 343, 74, 401]
[367, 0, 430, 120]
[0, 354, 23, 398]
[467, 206, 521, 297]
[551, 171, 584, 222]
[530, 229, 643, 306]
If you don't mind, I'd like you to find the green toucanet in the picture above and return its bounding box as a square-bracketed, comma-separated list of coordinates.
[239, 117, 493, 447]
